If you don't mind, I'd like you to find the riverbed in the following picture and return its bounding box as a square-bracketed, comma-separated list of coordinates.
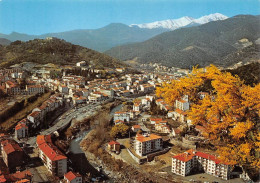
[67, 103, 123, 182]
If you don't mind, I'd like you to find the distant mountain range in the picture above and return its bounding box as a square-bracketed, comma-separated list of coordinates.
[0, 38, 11, 46]
[130, 13, 228, 30]
[106, 15, 260, 68]
[0, 13, 227, 52]
[0, 38, 123, 68]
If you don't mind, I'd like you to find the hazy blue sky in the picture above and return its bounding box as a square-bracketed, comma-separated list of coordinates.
[0, 0, 259, 35]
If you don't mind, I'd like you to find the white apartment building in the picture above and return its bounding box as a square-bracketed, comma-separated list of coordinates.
[15, 119, 28, 139]
[114, 112, 130, 122]
[172, 149, 231, 180]
[175, 99, 189, 111]
[134, 134, 163, 157]
[36, 135, 67, 177]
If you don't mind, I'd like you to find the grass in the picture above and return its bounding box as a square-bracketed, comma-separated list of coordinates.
[0, 92, 52, 131]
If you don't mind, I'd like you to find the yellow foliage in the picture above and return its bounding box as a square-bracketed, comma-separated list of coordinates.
[158, 65, 260, 168]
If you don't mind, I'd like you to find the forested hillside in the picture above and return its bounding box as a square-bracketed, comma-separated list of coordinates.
[0, 38, 123, 68]
[106, 15, 260, 68]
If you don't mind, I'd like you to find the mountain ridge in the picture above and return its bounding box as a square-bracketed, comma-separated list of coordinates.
[106, 15, 260, 69]
[0, 13, 229, 52]
[130, 13, 228, 30]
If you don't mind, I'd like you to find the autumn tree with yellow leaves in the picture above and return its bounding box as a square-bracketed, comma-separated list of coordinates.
[157, 65, 260, 170]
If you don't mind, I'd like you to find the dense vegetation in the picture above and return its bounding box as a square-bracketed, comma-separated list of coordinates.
[0, 38, 123, 68]
[106, 15, 260, 68]
[226, 62, 260, 86]
[0, 24, 166, 52]
[157, 65, 260, 179]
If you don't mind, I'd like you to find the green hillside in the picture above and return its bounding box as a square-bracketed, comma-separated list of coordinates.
[0, 38, 123, 68]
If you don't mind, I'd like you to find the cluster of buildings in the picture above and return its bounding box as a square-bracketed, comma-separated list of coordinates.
[140, 62, 190, 75]
[0, 134, 32, 182]
[15, 93, 65, 139]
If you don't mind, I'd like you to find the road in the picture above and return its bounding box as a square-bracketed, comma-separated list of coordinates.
[27, 102, 102, 147]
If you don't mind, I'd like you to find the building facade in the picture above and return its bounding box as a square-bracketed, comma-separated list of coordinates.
[134, 134, 163, 157]
[0, 139, 24, 171]
[172, 149, 231, 180]
[36, 135, 67, 177]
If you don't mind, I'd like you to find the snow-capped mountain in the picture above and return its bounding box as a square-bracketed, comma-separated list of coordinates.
[130, 13, 228, 30]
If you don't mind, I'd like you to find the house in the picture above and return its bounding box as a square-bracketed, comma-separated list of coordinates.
[134, 134, 163, 157]
[15, 120, 28, 139]
[198, 92, 209, 100]
[114, 112, 130, 122]
[5, 81, 21, 95]
[1, 139, 24, 171]
[63, 171, 82, 183]
[27, 111, 41, 128]
[175, 99, 189, 111]
[172, 149, 231, 180]
[131, 125, 141, 133]
[172, 109, 187, 123]
[150, 118, 163, 125]
[108, 141, 121, 153]
[172, 128, 181, 137]
[155, 124, 171, 134]
[133, 102, 141, 112]
[167, 111, 175, 118]
[76, 61, 87, 67]
[36, 135, 67, 177]
[114, 120, 125, 125]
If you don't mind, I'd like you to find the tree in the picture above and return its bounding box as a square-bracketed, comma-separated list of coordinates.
[157, 65, 260, 169]
[110, 124, 129, 139]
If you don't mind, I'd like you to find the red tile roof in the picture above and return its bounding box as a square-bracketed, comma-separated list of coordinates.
[36, 135, 67, 161]
[136, 134, 162, 143]
[28, 111, 40, 118]
[173, 149, 227, 164]
[132, 125, 141, 129]
[108, 141, 120, 146]
[64, 171, 81, 181]
[15, 123, 28, 131]
[1, 140, 22, 155]
[175, 109, 187, 115]
[150, 118, 163, 122]
[173, 149, 195, 162]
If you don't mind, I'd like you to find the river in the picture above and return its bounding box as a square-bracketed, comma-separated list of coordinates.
[67, 103, 123, 182]
[68, 130, 107, 181]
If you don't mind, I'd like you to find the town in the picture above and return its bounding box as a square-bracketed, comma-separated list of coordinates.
[0, 60, 254, 183]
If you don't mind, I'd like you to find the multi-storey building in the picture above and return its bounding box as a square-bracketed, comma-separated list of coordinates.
[175, 99, 189, 111]
[172, 149, 231, 180]
[114, 111, 130, 122]
[15, 119, 28, 139]
[36, 135, 67, 177]
[26, 85, 45, 95]
[134, 134, 163, 157]
[0, 139, 24, 171]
